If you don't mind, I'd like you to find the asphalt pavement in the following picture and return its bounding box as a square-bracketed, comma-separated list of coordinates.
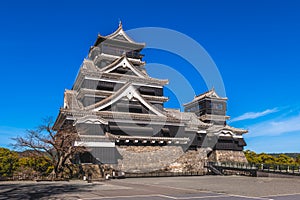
[0, 176, 300, 200]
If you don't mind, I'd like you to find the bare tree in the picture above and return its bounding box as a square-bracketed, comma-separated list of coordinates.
[13, 117, 85, 179]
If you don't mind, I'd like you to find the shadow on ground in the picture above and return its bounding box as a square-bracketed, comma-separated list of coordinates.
[0, 181, 95, 200]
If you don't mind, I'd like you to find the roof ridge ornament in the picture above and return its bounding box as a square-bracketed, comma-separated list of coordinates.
[92, 22, 145, 47]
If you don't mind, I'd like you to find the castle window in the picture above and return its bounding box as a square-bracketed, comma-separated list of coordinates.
[210, 102, 224, 110]
[215, 103, 223, 110]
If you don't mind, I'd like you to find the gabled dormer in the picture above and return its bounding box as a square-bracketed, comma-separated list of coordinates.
[85, 82, 166, 116]
[100, 56, 147, 78]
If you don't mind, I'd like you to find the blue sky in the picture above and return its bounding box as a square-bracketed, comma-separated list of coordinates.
[0, 0, 299, 153]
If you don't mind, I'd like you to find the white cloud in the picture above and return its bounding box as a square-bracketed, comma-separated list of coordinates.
[231, 108, 278, 122]
[246, 114, 300, 138]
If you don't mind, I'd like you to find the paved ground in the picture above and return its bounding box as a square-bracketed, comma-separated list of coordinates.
[0, 176, 300, 200]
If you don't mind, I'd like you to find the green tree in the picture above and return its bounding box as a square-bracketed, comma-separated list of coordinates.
[244, 150, 259, 164]
[244, 150, 299, 166]
[257, 153, 276, 164]
[0, 148, 19, 177]
[18, 155, 53, 176]
[275, 154, 295, 165]
[296, 155, 300, 165]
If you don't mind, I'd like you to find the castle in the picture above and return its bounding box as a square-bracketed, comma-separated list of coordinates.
[53, 23, 248, 175]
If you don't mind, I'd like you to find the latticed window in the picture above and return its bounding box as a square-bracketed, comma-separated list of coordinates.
[102, 44, 127, 56]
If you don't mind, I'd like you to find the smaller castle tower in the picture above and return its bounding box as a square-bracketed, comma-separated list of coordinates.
[184, 88, 229, 125]
[184, 88, 248, 163]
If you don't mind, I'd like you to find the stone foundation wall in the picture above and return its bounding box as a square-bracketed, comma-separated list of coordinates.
[166, 148, 209, 174]
[83, 148, 248, 178]
[113, 146, 210, 174]
[81, 164, 103, 180]
[118, 146, 163, 153]
[208, 150, 248, 163]
[115, 146, 185, 173]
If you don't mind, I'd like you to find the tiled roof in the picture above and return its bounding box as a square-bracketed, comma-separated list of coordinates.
[207, 124, 248, 135]
[93, 22, 145, 48]
[165, 109, 211, 129]
[224, 125, 248, 134]
[64, 90, 83, 110]
[184, 88, 227, 106]
[100, 55, 147, 77]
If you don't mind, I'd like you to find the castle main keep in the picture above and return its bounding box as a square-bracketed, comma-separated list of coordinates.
[53, 23, 248, 175]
